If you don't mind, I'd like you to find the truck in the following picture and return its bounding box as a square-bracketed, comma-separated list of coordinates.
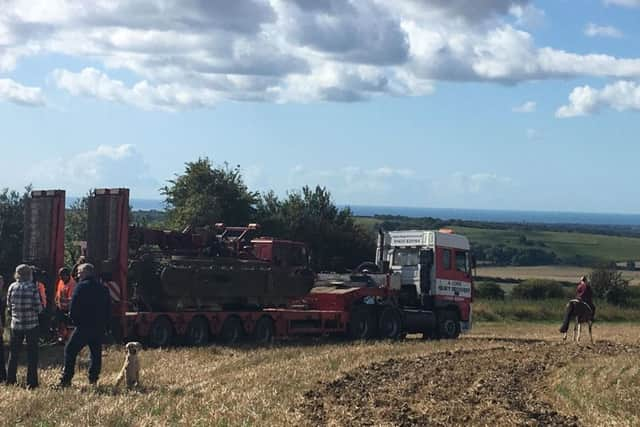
[374, 229, 474, 339]
[23, 188, 473, 346]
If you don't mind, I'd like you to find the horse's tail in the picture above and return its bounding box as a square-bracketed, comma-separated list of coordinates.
[559, 301, 574, 333]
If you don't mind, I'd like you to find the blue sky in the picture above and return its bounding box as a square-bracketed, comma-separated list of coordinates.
[1, 0, 640, 213]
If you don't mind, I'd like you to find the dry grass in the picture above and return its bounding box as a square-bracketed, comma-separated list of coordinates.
[477, 265, 640, 286]
[547, 354, 640, 426]
[0, 323, 638, 426]
[0, 336, 503, 426]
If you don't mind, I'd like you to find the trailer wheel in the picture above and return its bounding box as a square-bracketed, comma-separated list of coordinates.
[378, 307, 402, 340]
[252, 316, 275, 345]
[220, 316, 244, 345]
[148, 316, 174, 348]
[437, 310, 460, 339]
[348, 306, 377, 340]
[186, 317, 210, 346]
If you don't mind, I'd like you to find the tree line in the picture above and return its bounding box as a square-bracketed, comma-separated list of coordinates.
[0, 158, 375, 276]
[160, 159, 374, 271]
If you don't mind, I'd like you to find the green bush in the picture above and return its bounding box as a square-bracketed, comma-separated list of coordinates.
[590, 266, 631, 306]
[511, 279, 566, 300]
[475, 281, 505, 300]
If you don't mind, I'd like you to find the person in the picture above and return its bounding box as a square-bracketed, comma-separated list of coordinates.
[6, 264, 42, 388]
[59, 263, 110, 387]
[0, 275, 6, 382]
[71, 256, 86, 281]
[54, 268, 76, 342]
[576, 275, 595, 318]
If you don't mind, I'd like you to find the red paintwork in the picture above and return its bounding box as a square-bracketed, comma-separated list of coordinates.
[24, 190, 66, 308]
[124, 285, 391, 339]
[434, 246, 470, 283]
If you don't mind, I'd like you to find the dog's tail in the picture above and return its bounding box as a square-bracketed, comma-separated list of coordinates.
[559, 301, 574, 333]
[115, 369, 125, 387]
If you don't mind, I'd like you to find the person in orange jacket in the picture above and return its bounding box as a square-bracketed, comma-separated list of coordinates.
[55, 268, 75, 342]
[55, 268, 75, 312]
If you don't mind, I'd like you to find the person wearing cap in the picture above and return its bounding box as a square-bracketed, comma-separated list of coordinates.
[6, 264, 42, 388]
[55, 267, 76, 342]
[59, 263, 110, 387]
[71, 256, 86, 281]
[576, 275, 595, 318]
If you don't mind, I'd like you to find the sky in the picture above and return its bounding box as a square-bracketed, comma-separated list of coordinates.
[1, 0, 640, 213]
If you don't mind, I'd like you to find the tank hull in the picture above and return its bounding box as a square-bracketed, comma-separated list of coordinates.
[133, 256, 314, 311]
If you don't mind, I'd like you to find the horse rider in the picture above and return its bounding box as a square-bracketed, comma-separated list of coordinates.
[576, 275, 595, 319]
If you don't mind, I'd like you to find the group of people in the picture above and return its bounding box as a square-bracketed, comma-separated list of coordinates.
[0, 262, 111, 388]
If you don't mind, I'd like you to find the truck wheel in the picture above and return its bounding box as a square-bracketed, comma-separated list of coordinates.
[220, 316, 244, 345]
[348, 307, 377, 340]
[437, 311, 461, 339]
[378, 307, 402, 339]
[148, 316, 174, 348]
[186, 317, 210, 346]
[252, 316, 275, 345]
[354, 262, 380, 273]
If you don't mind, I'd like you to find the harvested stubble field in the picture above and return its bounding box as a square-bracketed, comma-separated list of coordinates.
[477, 265, 640, 286]
[1, 323, 639, 426]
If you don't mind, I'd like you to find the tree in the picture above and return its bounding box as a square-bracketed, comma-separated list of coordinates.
[161, 158, 259, 229]
[255, 186, 375, 272]
[0, 187, 29, 281]
[590, 264, 630, 306]
[65, 195, 89, 267]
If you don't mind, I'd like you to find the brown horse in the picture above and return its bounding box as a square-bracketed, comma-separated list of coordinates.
[559, 299, 593, 344]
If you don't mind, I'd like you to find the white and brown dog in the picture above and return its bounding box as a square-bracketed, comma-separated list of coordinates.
[115, 342, 143, 388]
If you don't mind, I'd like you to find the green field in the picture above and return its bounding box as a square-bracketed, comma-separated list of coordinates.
[355, 216, 640, 263]
[454, 225, 640, 263]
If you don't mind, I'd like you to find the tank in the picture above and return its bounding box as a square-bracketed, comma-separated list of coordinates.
[128, 226, 314, 311]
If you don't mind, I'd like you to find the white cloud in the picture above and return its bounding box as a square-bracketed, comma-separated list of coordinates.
[526, 128, 540, 140]
[449, 172, 514, 194]
[52, 67, 218, 110]
[585, 23, 623, 38]
[428, 172, 516, 209]
[604, 0, 640, 7]
[28, 144, 160, 197]
[288, 164, 421, 205]
[509, 4, 545, 28]
[0, 78, 45, 106]
[556, 81, 640, 118]
[1, 0, 640, 109]
[513, 100, 536, 112]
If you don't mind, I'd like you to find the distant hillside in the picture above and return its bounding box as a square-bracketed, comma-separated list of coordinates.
[355, 216, 640, 266]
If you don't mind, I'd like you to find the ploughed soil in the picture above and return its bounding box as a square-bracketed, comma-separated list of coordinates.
[302, 338, 639, 426]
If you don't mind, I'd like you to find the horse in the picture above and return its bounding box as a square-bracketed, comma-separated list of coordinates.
[559, 299, 594, 344]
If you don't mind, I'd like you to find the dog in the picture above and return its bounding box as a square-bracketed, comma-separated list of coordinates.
[115, 342, 143, 388]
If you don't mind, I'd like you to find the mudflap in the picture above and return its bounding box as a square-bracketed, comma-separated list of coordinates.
[460, 305, 472, 333]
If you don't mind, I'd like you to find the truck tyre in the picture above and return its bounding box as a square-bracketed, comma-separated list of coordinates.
[252, 316, 275, 345]
[354, 262, 380, 273]
[378, 307, 402, 340]
[437, 310, 461, 339]
[348, 306, 378, 340]
[186, 316, 210, 346]
[148, 316, 174, 348]
[220, 316, 244, 345]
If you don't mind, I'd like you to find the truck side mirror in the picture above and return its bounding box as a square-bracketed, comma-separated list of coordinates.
[419, 250, 433, 265]
[382, 260, 390, 274]
[471, 255, 477, 270]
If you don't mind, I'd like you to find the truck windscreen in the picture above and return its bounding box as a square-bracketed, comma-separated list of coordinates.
[393, 249, 419, 266]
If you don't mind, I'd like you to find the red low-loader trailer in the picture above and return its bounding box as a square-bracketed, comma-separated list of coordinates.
[84, 189, 404, 347]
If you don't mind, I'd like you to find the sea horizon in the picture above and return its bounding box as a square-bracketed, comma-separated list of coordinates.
[64, 197, 640, 227]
